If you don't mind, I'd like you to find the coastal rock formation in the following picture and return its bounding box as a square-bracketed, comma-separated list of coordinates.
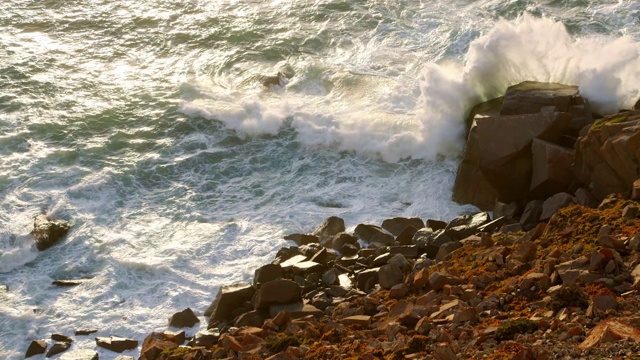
[573, 110, 640, 199]
[168, 307, 199, 328]
[25, 339, 47, 358]
[453, 81, 591, 209]
[32, 214, 71, 251]
[95, 336, 138, 353]
[204, 282, 254, 321]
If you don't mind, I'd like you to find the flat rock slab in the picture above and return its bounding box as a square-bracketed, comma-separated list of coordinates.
[59, 349, 99, 360]
[341, 315, 371, 327]
[96, 336, 138, 353]
[580, 319, 640, 349]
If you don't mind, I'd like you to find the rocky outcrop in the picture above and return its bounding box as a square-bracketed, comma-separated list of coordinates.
[453, 81, 592, 209]
[32, 214, 71, 251]
[25, 339, 47, 358]
[573, 110, 640, 200]
[204, 282, 255, 322]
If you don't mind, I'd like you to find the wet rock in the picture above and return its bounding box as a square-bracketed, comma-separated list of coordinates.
[312, 216, 345, 244]
[169, 307, 200, 328]
[283, 233, 319, 246]
[381, 217, 425, 236]
[75, 329, 98, 336]
[32, 214, 71, 251]
[445, 212, 491, 240]
[52, 279, 91, 287]
[354, 224, 394, 246]
[25, 339, 47, 358]
[204, 282, 255, 322]
[253, 279, 301, 310]
[51, 333, 73, 343]
[540, 192, 576, 221]
[500, 81, 582, 116]
[59, 349, 99, 360]
[46, 342, 71, 357]
[95, 336, 138, 353]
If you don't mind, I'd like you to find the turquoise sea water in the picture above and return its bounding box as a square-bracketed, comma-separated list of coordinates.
[1, 1, 639, 358]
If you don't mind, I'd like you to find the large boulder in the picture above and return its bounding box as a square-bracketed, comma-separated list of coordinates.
[500, 81, 583, 116]
[32, 215, 71, 251]
[25, 339, 47, 358]
[204, 282, 255, 321]
[529, 138, 576, 198]
[253, 279, 301, 310]
[168, 307, 199, 328]
[573, 110, 640, 200]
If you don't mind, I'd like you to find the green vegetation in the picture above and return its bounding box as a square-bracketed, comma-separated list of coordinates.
[495, 318, 539, 341]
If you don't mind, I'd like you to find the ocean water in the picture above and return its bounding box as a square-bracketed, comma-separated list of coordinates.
[1, 0, 639, 358]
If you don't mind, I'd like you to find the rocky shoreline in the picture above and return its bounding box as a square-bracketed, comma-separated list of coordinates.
[23, 83, 640, 359]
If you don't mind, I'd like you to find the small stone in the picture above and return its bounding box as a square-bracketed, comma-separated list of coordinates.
[340, 315, 371, 327]
[433, 342, 457, 360]
[75, 329, 98, 336]
[389, 283, 409, 299]
[51, 333, 73, 343]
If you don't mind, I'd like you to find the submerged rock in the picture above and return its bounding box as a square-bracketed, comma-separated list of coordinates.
[95, 336, 138, 353]
[32, 214, 71, 251]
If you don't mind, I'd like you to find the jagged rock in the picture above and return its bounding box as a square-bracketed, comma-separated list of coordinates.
[412, 228, 453, 259]
[500, 81, 583, 116]
[310, 247, 337, 265]
[389, 283, 409, 298]
[520, 200, 544, 230]
[322, 268, 340, 286]
[328, 232, 358, 251]
[204, 282, 255, 322]
[95, 336, 138, 353]
[387, 253, 412, 272]
[429, 272, 462, 290]
[234, 310, 265, 328]
[575, 187, 599, 208]
[46, 342, 71, 357]
[381, 217, 425, 236]
[312, 216, 345, 244]
[32, 214, 71, 251]
[494, 201, 519, 221]
[445, 212, 491, 240]
[59, 349, 99, 360]
[427, 219, 448, 231]
[253, 279, 301, 310]
[283, 233, 318, 246]
[530, 139, 575, 198]
[140, 332, 179, 360]
[169, 307, 200, 328]
[51, 333, 73, 342]
[254, 264, 283, 286]
[353, 224, 394, 246]
[273, 247, 303, 263]
[573, 110, 640, 199]
[25, 339, 47, 358]
[340, 242, 360, 256]
[378, 263, 403, 290]
[392, 225, 417, 246]
[580, 319, 640, 349]
[540, 192, 576, 221]
[356, 268, 379, 291]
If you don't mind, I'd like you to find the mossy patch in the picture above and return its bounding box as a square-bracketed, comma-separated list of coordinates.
[547, 285, 589, 311]
[264, 334, 300, 353]
[495, 318, 538, 341]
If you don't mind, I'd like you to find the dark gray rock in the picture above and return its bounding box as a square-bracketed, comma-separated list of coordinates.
[32, 214, 71, 251]
[268, 303, 324, 319]
[378, 263, 403, 290]
[412, 228, 453, 259]
[52, 279, 90, 287]
[354, 224, 394, 246]
[356, 268, 379, 291]
[204, 282, 255, 322]
[253, 279, 302, 310]
[520, 200, 544, 230]
[328, 232, 358, 251]
[234, 310, 265, 328]
[169, 307, 200, 328]
[493, 201, 519, 221]
[395, 225, 419, 245]
[95, 336, 138, 353]
[75, 329, 97, 336]
[389, 245, 418, 259]
[540, 192, 576, 221]
[381, 217, 425, 236]
[500, 81, 582, 116]
[52, 333, 73, 343]
[445, 212, 491, 240]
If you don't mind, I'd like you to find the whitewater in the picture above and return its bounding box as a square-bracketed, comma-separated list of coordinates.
[1, 0, 639, 358]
